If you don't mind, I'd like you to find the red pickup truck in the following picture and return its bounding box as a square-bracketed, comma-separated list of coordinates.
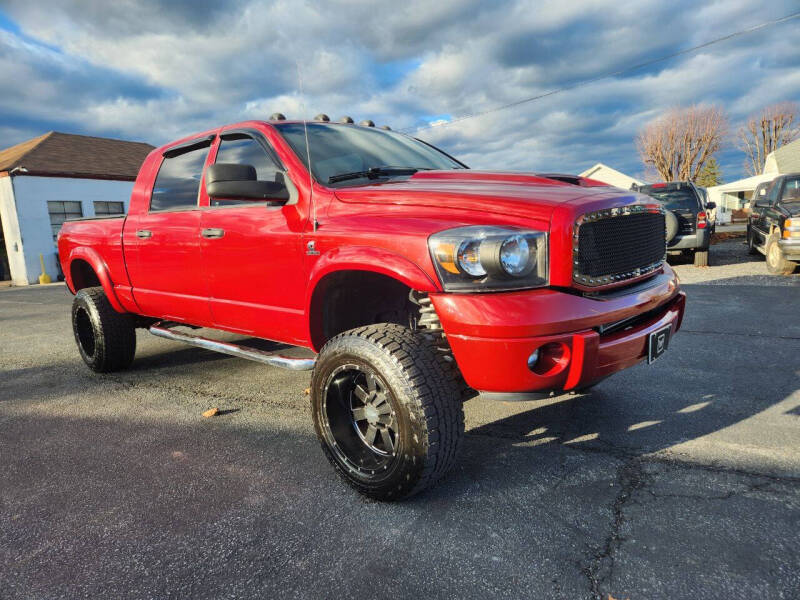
[58, 117, 685, 500]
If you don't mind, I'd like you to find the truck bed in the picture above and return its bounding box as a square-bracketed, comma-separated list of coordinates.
[58, 216, 130, 298]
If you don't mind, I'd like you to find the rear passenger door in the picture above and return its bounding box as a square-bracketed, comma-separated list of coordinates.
[124, 137, 213, 325]
[200, 131, 307, 344]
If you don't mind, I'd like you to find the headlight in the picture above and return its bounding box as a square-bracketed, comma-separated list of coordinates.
[428, 226, 548, 291]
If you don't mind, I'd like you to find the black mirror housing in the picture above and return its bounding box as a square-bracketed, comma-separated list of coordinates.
[206, 163, 290, 202]
[705, 201, 716, 210]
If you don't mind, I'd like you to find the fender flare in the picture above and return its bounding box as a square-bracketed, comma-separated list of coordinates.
[66, 247, 126, 313]
[305, 246, 441, 349]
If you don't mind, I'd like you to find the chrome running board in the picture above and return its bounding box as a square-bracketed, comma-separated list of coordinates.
[149, 323, 316, 371]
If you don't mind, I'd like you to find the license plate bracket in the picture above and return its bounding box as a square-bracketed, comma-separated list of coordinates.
[647, 324, 672, 364]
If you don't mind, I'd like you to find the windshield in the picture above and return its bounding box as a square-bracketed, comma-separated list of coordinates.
[274, 122, 465, 185]
[638, 185, 699, 211]
[781, 177, 800, 203]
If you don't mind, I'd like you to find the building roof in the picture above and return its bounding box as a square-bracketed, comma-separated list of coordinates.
[707, 173, 776, 193]
[0, 132, 154, 181]
[579, 162, 643, 188]
[764, 137, 800, 175]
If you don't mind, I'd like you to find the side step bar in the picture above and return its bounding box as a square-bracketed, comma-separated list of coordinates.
[149, 323, 316, 371]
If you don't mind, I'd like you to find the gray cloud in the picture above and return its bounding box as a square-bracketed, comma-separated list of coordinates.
[0, 0, 798, 180]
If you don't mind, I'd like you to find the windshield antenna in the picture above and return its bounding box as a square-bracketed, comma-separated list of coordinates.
[296, 61, 317, 232]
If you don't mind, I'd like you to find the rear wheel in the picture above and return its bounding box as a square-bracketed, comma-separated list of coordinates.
[72, 287, 136, 372]
[310, 323, 464, 500]
[766, 232, 797, 275]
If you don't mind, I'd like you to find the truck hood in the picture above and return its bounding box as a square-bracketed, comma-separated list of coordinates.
[333, 170, 637, 220]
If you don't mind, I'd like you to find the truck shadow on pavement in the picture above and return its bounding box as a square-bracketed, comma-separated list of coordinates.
[461, 279, 800, 483]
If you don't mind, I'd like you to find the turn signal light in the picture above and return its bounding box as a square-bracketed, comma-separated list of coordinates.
[784, 219, 799, 238]
[697, 211, 707, 229]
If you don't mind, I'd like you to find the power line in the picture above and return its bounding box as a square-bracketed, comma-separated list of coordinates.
[404, 10, 800, 134]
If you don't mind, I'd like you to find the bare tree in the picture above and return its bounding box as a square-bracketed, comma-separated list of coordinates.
[737, 102, 799, 176]
[637, 105, 728, 182]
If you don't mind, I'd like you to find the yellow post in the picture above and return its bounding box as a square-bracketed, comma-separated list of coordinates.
[38, 254, 51, 285]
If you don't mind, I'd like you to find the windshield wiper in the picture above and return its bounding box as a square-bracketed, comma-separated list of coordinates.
[328, 166, 425, 184]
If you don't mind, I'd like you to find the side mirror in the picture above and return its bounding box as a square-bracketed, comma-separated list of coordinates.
[705, 201, 716, 210]
[206, 163, 290, 203]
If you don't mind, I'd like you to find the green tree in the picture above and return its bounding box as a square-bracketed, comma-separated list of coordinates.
[696, 157, 723, 187]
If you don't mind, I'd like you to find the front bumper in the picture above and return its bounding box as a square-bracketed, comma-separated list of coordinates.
[668, 229, 710, 251]
[778, 238, 800, 261]
[430, 267, 685, 394]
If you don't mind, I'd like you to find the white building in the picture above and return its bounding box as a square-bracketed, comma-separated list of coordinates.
[0, 132, 153, 285]
[579, 163, 643, 190]
[706, 138, 800, 219]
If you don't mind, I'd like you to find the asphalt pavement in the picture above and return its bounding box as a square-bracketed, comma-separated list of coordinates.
[1, 240, 798, 599]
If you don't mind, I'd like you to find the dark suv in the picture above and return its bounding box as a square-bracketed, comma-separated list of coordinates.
[637, 182, 714, 266]
[747, 173, 800, 275]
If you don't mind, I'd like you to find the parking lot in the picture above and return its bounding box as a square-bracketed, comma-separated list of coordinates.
[1, 238, 798, 600]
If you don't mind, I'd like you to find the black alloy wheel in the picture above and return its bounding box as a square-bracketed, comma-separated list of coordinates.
[321, 364, 399, 476]
[310, 323, 465, 500]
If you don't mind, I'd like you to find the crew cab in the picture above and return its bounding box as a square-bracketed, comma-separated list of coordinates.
[58, 117, 685, 500]
[636, 181, 714, 266]
[747, 173, 800, 274]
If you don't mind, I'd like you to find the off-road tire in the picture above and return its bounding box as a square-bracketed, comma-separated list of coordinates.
[310, 323, 465, 500]
[693, 249, 709, 267]
[765, 232, 797, 275]
[72, 286, 136, 372]
[746, 227, 759, 255]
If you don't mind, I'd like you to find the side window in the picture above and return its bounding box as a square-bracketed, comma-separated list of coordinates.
[215, 135, 279, 181]
[48, 201, 83, 241]
[211, 135, 281, 207]
[766, 181, 780, 205]
[780, 177, 800, 203]
[94, 201, 124, 215]
[151, 144, 211, 212]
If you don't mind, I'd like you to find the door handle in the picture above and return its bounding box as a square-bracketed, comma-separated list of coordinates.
[136, 229, 152, 239]
[201, 228, 225, 239]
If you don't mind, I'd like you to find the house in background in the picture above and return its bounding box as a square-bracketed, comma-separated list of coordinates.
[764, 137, 800, 175]
[0, 132, 153, 285]
[707, 138, 800, 220]
[579, 163, 643, 190]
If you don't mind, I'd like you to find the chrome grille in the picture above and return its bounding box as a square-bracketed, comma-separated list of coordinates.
[573, 205, 666, 287]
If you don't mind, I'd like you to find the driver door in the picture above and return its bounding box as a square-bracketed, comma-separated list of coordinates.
[200, 131, 307, 345]
[753, 181, 779, 245]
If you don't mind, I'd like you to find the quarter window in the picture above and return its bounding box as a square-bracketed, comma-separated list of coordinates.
[151, 143, 211, 211]
[47, 201, 82, 241]
[94, 201, 124, 215]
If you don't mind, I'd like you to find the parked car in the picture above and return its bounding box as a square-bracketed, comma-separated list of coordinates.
[57, 118, 685, 500]
[747, 173, 800, 275]
[637, 181, 713, 266]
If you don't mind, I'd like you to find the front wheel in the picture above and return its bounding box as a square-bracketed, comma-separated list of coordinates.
[765, 232, 797, 275]
[310, 324, 464, 500]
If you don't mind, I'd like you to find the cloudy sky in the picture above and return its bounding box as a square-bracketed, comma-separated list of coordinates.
[0, 0, 798, 181]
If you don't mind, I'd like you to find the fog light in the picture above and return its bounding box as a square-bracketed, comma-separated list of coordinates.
[528, 342, 571, 377]
[527, 349, 540, 370]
